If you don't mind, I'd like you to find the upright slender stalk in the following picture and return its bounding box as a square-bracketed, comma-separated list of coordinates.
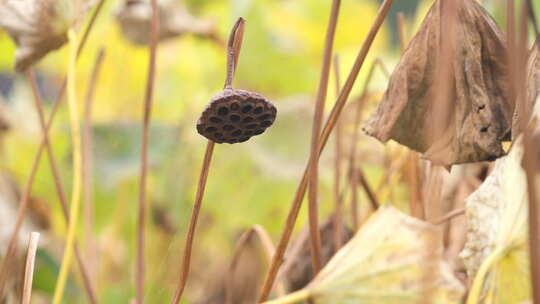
[517, 2, 540, 303]
[332, 55, 344, 250]
[136, 0, 159, 301]
[82, 49, 105, 281]
[52, 29, 83, 304]
[0, 1, 105, 300]
[347, 60, 383, 228]
[21, 232, 40, 304]
[397, 12, 407, 53]
[171, 18, 246, 304]
[171, 141, 215, 304]
[25, 69, 98, 303]
[307, 0, 341, 275]
[258, 0, 394, 300]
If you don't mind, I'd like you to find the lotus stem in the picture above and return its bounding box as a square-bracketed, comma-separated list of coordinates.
[52, 28, 82, 304]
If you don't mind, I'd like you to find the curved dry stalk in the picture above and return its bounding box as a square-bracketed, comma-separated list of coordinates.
[257, 0, 395, 300]
[136, 0, 159, 301]
[171, 18, 245, 304]
[307, 0, 341, 275]
[332, 54, 344, 250]
[21, 232, 40, 304]
[0, 1, 106, 301]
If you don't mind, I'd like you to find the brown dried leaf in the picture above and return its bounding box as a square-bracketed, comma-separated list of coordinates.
[0, 0, 94, 72]
[363, 0, 511, 166]
[115, 0, 220, 46]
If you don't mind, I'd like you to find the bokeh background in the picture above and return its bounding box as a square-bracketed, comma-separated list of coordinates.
[0, 0, 536, 302]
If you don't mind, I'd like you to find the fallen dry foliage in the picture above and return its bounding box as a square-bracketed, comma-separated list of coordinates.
[363, 0, 511, 166]
[265, 206, 465, 304]
[0, 0, 94, 71]
[115, 0, 219, 45]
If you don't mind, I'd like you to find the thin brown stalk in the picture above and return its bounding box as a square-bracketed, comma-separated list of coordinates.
[397, 12, 407, 53]
[171, 18, 245, 304]
[82, 48, 105, 283]
[257, 0, 394, 301]
[307, 0, 341, 275]
[332, 54, 344, 250]
[0, 1, 106, 300]
[226, 225, 282, 304]
[347, 59, 386, 228]
[171, 140, 215, 304]
[514, 2, 540, 302]
[21, 232, 40, 304]
[136, 0, 159, 301]
[357, 169, 379, 210]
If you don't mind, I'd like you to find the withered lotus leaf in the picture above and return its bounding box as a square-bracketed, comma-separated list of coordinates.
[0, 0, 94, 72]
[363, 0, 511, 166]
[115, 0, 218, 46]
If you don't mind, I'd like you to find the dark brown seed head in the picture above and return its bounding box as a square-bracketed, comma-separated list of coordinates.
[197, 89, 277, 144]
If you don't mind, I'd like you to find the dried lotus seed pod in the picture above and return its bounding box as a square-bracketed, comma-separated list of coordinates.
[197, 89, 277, 144]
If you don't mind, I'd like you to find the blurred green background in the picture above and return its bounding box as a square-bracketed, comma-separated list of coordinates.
[0, 0, 536, 303]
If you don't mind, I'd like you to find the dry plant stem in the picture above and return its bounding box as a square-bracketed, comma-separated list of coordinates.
[83, 49, 105, 275]
[171, 140, 215, 304]
[357, 169, 379, 210]
[52, 29, 83, 304]
[307, 0, 341, 275]
[332, 54, 344, 250]
[26, 69, 98, 303]
[515, 3, 540, 303]
[226, 225, 282, 304]
[397, 12, 407, 53]
[257, 0, 394, 300]
[0, 1, 105, 299]
[136, 0, 159, 301]
[21, 232, 40, 304]
[347, 59, 386, 228]
[172, 18, 245, 304]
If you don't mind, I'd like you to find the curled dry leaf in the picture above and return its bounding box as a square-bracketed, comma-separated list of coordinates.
[266, 206, 464, 304]
[115, 0, 219, 45]
[363, 0, 511, 166]
[0, 0, 94, 72]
